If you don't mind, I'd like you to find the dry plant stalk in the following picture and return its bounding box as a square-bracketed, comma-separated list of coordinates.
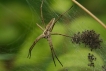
[72, 0, 106, 29]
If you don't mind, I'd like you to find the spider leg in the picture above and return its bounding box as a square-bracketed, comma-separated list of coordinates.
[40, 0, 45, 27]
[47, 36, 63, 67]
[50, 45, 56, 66]
[51, 33, 72, 38]
[53, 5, 73, 28]
[27, 34, 44, 59]
[36, 23, 44, 31]
[52, 46, 63, 67]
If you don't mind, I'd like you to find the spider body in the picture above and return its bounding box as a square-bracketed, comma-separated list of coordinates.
[27, 0, 73, 67]
[43, 18, 55, 38]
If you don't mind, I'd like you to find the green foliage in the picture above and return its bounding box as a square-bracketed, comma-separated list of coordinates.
[0, 0, 106, 71]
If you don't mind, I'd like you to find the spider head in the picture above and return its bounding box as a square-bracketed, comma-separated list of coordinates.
[43, 30, 50, 38]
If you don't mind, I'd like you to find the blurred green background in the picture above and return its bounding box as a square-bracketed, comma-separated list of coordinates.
[0, 0, 106, 71]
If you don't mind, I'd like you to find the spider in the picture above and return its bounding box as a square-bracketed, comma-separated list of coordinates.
[27, 0, 73, 67]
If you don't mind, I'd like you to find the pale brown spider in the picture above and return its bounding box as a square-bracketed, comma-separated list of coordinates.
[27, 0, 73, 67]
